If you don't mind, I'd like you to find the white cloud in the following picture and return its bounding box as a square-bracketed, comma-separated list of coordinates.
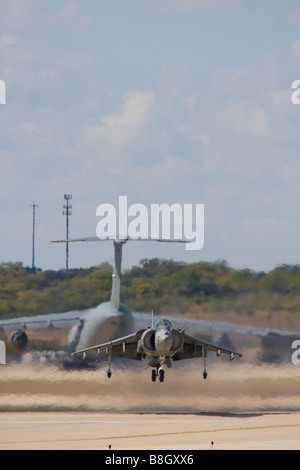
[0, 0, 38, 28]
[152, 0, 244, 14]
[21, 121, 49, 143]
[43, 1, 93, 29]
[0, 33, 18, 49]
[159, 63, 186, 98]
[193, 133, 211, 146]
[292, 38, 300, 57]
[211, 99, 271, 137]
[210, 57, 279, 102]
[81, 90, 156, 164]
[181, 93, 200, 111]
[44, 1, 79, 24]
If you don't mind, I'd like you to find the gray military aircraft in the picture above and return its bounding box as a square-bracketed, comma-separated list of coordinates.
[72, 314, 242, 382]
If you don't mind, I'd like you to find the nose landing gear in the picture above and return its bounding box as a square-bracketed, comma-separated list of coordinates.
[151, 367, 165, 382]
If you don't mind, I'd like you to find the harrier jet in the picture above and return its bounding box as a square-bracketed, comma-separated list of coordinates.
[72, 315, 242, 382]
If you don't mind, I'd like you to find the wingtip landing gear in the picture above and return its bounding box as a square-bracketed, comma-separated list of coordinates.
[203, 351, 208, 379]
[107, 350, 112, 378]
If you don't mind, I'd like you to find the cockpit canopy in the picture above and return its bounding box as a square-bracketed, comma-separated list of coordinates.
[155, 319, 172, 332]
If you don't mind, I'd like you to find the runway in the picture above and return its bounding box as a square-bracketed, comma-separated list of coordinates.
[0, 411, 300, 450]
[1, 362, 300, 449]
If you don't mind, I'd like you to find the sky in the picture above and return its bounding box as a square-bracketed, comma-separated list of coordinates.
[1, 0, 300, 273]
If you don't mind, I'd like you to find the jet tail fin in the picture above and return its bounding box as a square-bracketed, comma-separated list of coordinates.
[111, 241, 126, 311]
[51, 236, 188, 313]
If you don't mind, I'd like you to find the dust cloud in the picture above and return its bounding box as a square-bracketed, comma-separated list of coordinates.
[0, 362, 299, 414]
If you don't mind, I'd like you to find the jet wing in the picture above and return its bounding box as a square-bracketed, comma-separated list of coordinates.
[72, 329, 147, 361]
[173, 332, 242, 361]
[0, 311, 82, 331]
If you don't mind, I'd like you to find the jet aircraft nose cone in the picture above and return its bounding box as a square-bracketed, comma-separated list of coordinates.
[155, 330, 173, 355]
[163, 331, 172, 340]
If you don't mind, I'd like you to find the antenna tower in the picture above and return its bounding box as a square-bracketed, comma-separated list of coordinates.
[30, 204, 39, 272]
[63, 194, 72, 271]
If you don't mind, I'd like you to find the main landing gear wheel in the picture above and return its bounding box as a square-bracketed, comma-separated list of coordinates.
[152, 369, 157, 382]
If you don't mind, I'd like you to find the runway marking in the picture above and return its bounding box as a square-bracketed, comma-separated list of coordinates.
[118, 437, 300, 450]
[0, 418, 210, 424]
[75, 421, 300, 441]
[2, 421, 300, 447]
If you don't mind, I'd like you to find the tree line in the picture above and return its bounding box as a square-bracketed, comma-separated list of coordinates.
[0, 259, 300, 320]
